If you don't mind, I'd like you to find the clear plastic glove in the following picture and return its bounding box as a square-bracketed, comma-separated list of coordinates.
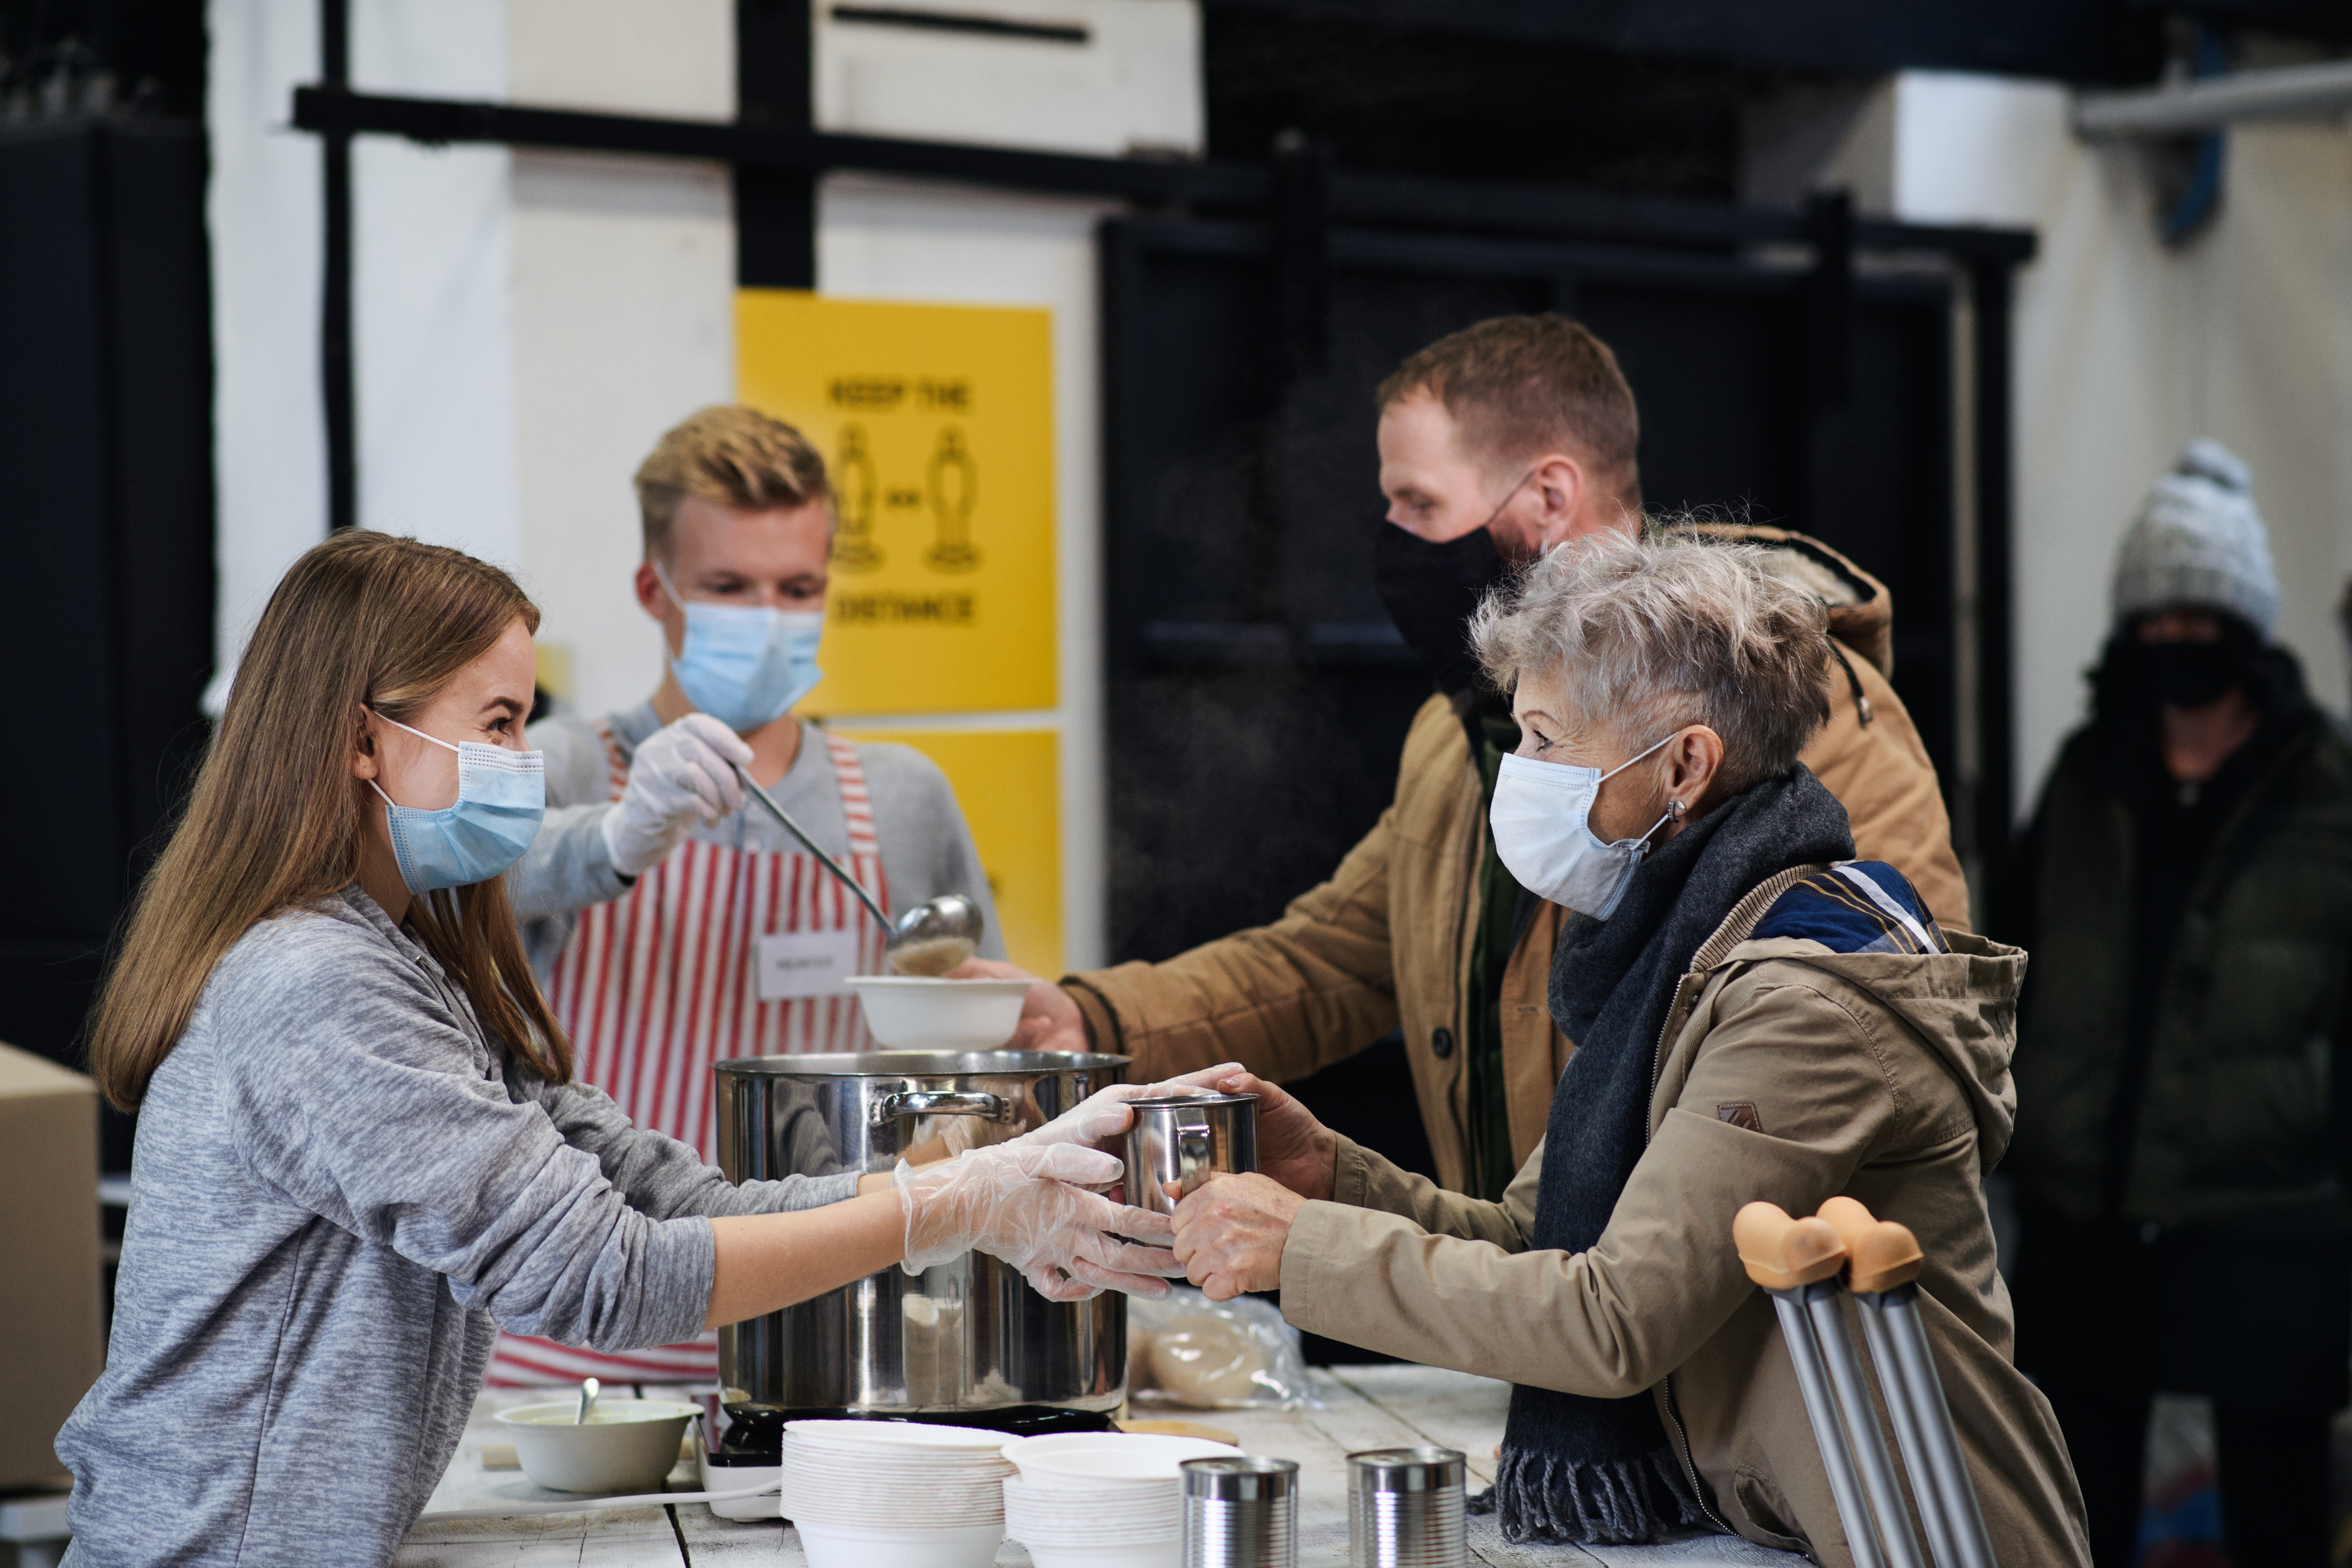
[1009, 1063, 1248, 1154]
[602, 713, 754, 876]
[929, 1063, 1248, 1163]
[897, 1143, 1184, 1302]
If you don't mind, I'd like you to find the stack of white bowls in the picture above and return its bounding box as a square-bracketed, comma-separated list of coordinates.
[1001, 1432, 1241, 1568]
[780, 1419, 1014, 1568]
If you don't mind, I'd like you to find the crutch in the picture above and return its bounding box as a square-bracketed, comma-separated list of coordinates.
[1734, 1201, 1998, 1568]
[1816, 1197, 1997, 1568]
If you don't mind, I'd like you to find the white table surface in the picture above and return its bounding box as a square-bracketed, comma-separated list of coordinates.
[397, 1367, 1799, 1567]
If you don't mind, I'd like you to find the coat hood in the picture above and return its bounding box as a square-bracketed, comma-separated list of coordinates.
[1671, 521, 1896, 677]
[1732, 930, 2025, 1169]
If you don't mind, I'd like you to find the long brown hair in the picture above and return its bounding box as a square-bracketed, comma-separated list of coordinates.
[89, 531, 572, 1110]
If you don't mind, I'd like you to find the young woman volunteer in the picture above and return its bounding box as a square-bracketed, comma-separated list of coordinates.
[55, 532, 1190, 1568]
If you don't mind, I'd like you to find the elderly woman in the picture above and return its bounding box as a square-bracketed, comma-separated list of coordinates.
[1171, 534, 2087, 1565]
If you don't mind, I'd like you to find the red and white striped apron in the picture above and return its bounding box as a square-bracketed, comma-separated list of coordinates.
[485, 721, 889, 1387]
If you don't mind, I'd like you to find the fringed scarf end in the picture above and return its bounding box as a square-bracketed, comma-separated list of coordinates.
[1468, 1443, 1709, 1545]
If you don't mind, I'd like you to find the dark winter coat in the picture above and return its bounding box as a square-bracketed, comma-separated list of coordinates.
[2007, 650, 2352, 1235]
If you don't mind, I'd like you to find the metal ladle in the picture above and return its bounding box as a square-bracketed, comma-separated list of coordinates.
[730, 761, 987, 976]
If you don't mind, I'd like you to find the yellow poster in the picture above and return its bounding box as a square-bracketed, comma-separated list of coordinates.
[736, 290, 1057, 717]
[832, 727, 1063, 978]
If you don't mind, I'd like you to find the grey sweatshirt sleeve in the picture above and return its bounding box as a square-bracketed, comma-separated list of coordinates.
[523, 1074, 862, 1217]
[509, 712, 631, 925]
[509, 803, 629, 923]
[213, 914, 715, 1353]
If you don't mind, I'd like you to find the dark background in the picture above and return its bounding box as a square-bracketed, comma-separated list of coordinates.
[1100, 220, 1954, 970]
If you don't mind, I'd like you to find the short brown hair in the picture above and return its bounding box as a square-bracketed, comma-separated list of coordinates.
[634, 405, 832, 558]
[1378, 314, 1641, 508]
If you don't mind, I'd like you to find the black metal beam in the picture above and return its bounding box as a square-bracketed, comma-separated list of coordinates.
[1200, 0, 2169, 85]
[288, 86, 2036, 266]
[1969, 256, 2018, 904]
[737, 0, 816, 289]
[317, 2, 355, 532]
[290, 86, 1267, 206]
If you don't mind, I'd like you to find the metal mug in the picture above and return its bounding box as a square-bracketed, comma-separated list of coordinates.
[712, 1050, 1132, 1434]
[1124, 1092, 1259, 1215]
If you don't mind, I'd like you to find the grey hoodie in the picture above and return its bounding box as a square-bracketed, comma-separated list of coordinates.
[55, 886, 857, 1567]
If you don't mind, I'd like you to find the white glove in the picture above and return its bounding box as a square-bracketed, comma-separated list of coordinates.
[896, 1143, 1185, 1302]
[930, 1063, 1248, 1162]
[1010, 1063, 1248, 1153]
[601, 714, 754, 876]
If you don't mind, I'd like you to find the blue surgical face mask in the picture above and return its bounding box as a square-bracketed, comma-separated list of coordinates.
[365, 710, 547, 894]
[654, 563, 825, 733]
[1488, 731, 1680, 920]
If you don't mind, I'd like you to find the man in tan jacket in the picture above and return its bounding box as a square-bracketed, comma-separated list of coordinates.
[974, 314, 1967, 1200]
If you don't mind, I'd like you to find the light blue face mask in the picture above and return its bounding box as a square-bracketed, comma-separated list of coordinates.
[654, 563, 825, 733]
[365, 710, 547, 894]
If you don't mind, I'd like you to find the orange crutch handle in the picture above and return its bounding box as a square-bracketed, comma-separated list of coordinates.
[1733, 1201, 1847, 1291]
[1816, 1195, 1924, 1293]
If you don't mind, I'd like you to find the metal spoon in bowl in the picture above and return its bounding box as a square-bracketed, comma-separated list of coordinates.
[573, 1375, 600, 1426]
[729, 762, 987, 975]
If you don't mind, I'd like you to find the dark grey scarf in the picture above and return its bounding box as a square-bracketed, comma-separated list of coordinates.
[1475, 765, 1855, 1544]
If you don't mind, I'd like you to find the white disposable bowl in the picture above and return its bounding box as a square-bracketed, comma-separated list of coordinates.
[1001, 1432, 1238, 1485]
[796, 1520, 1003, 1568]
[788, 1418, 1016, 1451]
[846, 977, 1030, 1050]
[1028, 1544, 1179, 1568]
[496, 1400, 697, 1494]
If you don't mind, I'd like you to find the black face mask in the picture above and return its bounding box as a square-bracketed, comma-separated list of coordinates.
[1374, 522, 1507, 697]
[2135, 640, 2243, 708]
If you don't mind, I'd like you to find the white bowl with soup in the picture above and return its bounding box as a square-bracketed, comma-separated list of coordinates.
[847, 977, 1029, 1050]
[495, 1399, 699, 1493]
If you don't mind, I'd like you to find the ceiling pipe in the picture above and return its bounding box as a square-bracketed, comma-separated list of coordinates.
[2077, 56, 2352, 137]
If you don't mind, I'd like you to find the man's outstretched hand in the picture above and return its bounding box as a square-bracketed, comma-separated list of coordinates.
[951, 958, 1090, 1052]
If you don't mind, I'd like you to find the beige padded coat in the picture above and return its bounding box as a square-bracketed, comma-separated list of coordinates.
[1272, 869, 2087, 1566]
[1066, 529, 1970, 1194]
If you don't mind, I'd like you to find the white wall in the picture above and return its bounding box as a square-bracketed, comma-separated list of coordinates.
[205, 0, 325, 698]
[207, 0, 739, 716]
[1881, 72, 2352, 817]
[814, 0, 1200, 157]
[507, 0, 736, 722]
[351, 0, 518, 568]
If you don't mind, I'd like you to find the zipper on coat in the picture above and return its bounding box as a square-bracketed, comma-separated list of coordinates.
[1659, 1373, 1734, 1535]
[1646, 969, 1733, 1535]
[1442, 752, 1483, 1152]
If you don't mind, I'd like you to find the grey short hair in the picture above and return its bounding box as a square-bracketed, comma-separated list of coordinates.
[1470, 530, 1832, 792]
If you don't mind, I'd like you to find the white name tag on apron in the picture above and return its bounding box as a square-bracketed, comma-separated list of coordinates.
[755, 929, 862, 1000]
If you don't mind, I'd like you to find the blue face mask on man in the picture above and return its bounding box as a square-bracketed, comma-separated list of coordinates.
[653, 562, 825, 733]
[365, 710, 547, 894]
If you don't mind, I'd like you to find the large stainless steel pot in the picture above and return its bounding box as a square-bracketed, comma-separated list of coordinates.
[713, 1050, 1131, 1432]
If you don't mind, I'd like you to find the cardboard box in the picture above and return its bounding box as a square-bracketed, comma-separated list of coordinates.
[0, 1042, 101, 1492]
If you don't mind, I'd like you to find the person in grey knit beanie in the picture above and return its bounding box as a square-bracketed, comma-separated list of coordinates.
[2110, 438, 2278, 637]
[2006, 434, 2352, 1568]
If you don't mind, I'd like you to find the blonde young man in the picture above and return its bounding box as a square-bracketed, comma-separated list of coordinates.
[500, 405, 1003, 1384]
[973, 314, 1965, 1204]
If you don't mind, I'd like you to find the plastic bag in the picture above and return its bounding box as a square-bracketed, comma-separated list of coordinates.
[1126, 1288, 1320, 1411]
